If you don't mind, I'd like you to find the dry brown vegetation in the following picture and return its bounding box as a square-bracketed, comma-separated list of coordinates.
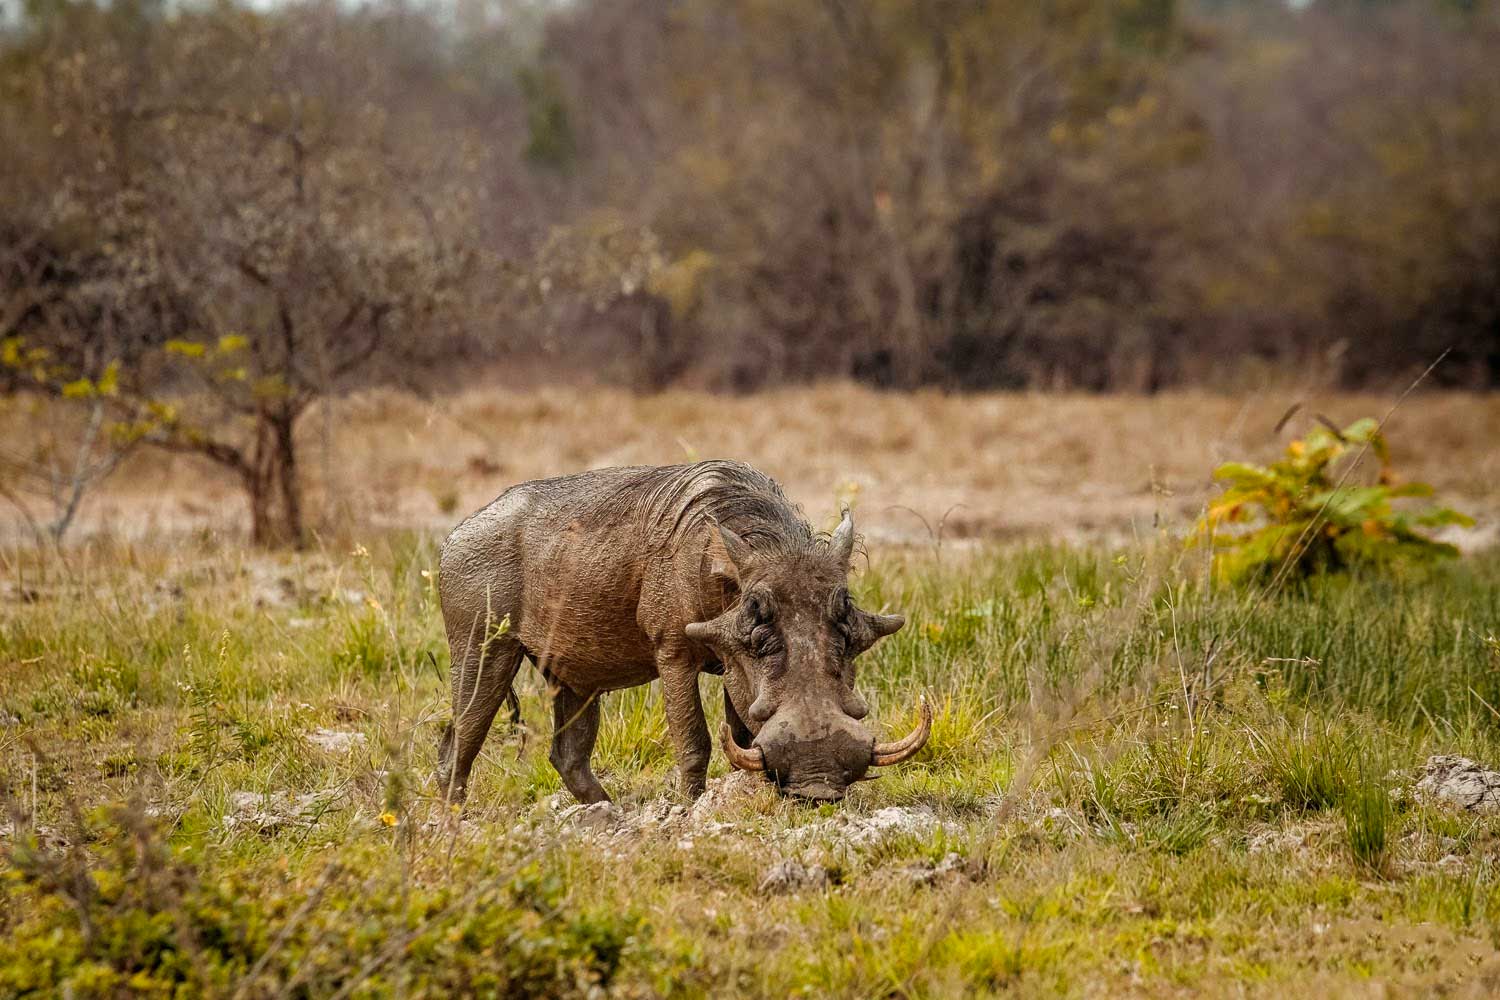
[5, 384, 1495, 549]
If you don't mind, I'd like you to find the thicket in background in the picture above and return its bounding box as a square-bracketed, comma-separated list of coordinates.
[0, 0, 1497, 488]
[4, 0, 1498, 397]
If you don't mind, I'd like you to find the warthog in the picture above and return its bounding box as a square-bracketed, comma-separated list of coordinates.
[436, 460, 930, 804]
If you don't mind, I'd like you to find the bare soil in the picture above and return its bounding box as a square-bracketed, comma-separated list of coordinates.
[6, 384, 1498, 548]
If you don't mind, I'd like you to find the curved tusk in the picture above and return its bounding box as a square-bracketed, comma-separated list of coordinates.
[719, 722, 765, 772]
[870, 698, 933, 767]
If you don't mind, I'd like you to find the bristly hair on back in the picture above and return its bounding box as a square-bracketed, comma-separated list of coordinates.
[621, 460, 822, 560]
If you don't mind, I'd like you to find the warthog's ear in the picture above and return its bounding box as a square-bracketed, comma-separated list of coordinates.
[686, 608, 736, 647]
[706, 519, 753, 581]
[830, 508, 855, 571]
[846, 607, 905, 656]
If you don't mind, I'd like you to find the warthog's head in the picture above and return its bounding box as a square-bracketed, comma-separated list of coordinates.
[685, 510, 930, 801]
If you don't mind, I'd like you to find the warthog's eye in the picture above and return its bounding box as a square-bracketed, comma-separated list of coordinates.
[749, 623, 783, 657]
[740, 590, 782, 657]
[827, 588, 857, 654]
[743, 591, 774, 625]
[835, 609, 877, 659]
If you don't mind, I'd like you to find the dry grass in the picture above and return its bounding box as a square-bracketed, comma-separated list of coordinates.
[7, 383, 1497, 547]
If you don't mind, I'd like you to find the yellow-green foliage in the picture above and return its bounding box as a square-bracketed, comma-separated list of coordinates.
[1196, 417, 1473, 585]
[0, 806, 644, 998]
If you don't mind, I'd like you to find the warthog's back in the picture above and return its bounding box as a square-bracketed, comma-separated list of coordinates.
[439, 462, 805, 692]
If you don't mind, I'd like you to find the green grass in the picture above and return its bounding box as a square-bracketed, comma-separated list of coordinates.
[2, 534, 1500, 996]
[1342, 757, 1397, 878]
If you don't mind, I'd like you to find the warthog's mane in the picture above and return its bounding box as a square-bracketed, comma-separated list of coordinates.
[622, 460, 826, 561]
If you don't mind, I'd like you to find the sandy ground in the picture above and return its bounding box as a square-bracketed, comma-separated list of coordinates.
[5, 383, 1498, 549]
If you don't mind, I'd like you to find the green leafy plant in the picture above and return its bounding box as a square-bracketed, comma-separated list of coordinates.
[1195, 416, 1473, 585]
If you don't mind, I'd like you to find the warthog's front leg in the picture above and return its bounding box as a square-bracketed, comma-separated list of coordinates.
[550, 685, 609, 804]
[659, 646, 711, 798]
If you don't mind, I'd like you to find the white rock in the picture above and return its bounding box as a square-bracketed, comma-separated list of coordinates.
[224, 789, 340, 833]
[549, 773, 759, 847]
[559, 801, 622, 832]
[306, 728, 367, 753]
[758, 859, 829, 895]
[901, 851, 966, 886]
[1247, 827, 1307, 855]
[1415, 755, 1500, 813]
[698, 771, 764, 805]
[786, 805, 958, 853]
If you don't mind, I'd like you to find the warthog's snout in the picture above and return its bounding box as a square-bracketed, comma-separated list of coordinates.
[720, 699, 932, 801]
[760, 713, 874, 801]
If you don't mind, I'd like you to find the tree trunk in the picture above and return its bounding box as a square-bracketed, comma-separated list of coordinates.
[243, 408, 305, 548]
[272, 409, 305, 549]
[246, 468, 276, 548]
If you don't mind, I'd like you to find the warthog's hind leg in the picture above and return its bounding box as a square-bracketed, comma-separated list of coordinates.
[437, 625, 525, 805]
[550, 686, 609, 804]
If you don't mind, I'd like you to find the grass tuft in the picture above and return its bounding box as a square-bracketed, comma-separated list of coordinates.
[1342, 757, 1398, 879]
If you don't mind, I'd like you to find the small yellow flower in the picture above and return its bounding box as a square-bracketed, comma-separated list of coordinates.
[924, 622, 945, 641]
[378, 811, 398, 827]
